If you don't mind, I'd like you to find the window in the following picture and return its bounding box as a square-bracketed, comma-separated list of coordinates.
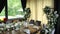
[0, 0, 25, 19]
[0, 7, 5, 18]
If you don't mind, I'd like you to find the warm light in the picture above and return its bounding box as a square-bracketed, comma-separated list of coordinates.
[0, 18, 7, 22]
[0, 18, 4, 21]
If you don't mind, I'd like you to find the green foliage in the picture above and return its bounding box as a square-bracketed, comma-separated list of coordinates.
[0, 7, 5, 16]
[0, 0, 23, 16]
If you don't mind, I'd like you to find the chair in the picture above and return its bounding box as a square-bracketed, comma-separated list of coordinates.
[29, 20, 35, 25]
[35, 21, 41, 26]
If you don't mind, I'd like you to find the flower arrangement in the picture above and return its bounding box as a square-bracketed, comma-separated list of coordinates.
[43, 6, 59, 34]
[24, 8, 31, 20]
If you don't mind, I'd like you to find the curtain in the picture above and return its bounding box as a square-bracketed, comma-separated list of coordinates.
[21, 0, 27, 10]
[0, 0, 5, 13]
